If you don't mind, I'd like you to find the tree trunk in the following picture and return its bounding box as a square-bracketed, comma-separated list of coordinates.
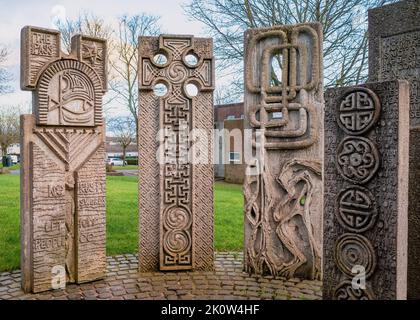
[122, 146, 127, 166]
[0, 143, 8, 158]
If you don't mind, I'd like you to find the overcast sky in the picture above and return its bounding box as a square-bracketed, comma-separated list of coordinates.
[0, 0, 207, 116]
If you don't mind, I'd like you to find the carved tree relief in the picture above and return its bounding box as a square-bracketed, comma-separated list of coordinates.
[20, 26, 107, 293]
[243, 24, 324, 280]
[138, 35, 214, 272]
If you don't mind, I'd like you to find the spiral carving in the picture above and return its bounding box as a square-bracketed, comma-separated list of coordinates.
[166, 62, 188, 84]
[334, 233, 376, 278]
[164, 230, 191, 254]
[334, 280, 375, 300]
[163, 207, 191, 230]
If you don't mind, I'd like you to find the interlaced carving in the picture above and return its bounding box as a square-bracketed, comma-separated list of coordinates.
[336, 136, 379, 184]
[139, 35, 214, 271]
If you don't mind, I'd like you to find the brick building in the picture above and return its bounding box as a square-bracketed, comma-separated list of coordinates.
[214, 103, 246, 184]
[105, 137, 138, 159]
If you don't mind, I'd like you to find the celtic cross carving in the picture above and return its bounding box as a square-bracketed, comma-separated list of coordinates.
[138, 35, 214, 272]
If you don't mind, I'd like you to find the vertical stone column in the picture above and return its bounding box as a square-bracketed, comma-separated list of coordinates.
[243, 23, 324, 280]
[323, 81, 409, 300]
[20, 26, 108, 293]
[368, 0, 420, 299]
[138, 35, 215, 272]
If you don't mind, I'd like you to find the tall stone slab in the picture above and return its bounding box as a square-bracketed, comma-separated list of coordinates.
[368, 0, 420, 299]
[323, 81, 409, 300]
[20, 26, 107, 293]
[138, 35, 215, 272]
[243, 23, 324, 280]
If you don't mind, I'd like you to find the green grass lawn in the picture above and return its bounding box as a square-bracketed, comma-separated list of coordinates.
[0, 174, 20, 272]
[0, 164, 20, 170]
[0, 174, 243, 271]
[106, 176, 139, 255]
[111, 165, 138, 171]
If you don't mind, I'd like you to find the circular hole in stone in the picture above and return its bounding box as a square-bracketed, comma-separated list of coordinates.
[154, 83, 168, 97]
[186, 83, 199, 97]
[153, 53, 168, 66]
[185, 54, 198, 66]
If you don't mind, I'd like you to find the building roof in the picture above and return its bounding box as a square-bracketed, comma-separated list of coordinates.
[105, 137, 137, 154]
[214, 102, 244, 123]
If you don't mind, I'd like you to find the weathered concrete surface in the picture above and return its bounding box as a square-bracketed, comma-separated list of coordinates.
[368, 0, 420, 299]
[243, 23, 324, 280]
[20, 26, 107, 293]
[138, 35, 215, 272]
[323, 81, 409, 300]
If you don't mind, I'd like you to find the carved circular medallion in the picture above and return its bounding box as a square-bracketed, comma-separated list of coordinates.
[163, 207, 192, 230]
[336, 136, 379, 184]
[337, 186, 378, 233]
[337, 88, 380, 135]
[334, 233, 376, 278]
[37, 59, 103, 126]
[333, 280, 375, 300]
[166, 62, 188, 84]
[163, 230, 191, 254]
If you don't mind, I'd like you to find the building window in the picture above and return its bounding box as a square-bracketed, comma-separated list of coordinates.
[229, 152, 241, 162]
[226, 115, 236, 120]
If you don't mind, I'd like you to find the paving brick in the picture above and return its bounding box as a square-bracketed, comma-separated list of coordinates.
[0, 252, 321, 300]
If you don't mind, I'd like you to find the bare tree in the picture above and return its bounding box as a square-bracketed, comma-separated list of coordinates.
[214, 86, 241, 105]
[0, 45, 13, 95]
[55, 12, 114, 54]
[107, 116, 136, 164]
[184, 0, 396, 102]
[110, 14, 161, 139]
[55, 12, 119, 112]
[0, 107, 20, 157]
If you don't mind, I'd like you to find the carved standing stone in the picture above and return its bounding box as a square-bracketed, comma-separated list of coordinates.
[243, 23, 324, 280]
[138, 35, 214, 272]
[20, 26, 107, 293]
[368, 0, 420, 299]
[323, 81, 409, 300]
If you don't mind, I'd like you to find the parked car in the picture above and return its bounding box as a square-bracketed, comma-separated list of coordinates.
[10, 155, 19, 165]
[107, 158, 127, 166]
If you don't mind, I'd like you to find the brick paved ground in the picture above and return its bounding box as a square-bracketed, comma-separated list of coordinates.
[0, 253, 321, 300]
